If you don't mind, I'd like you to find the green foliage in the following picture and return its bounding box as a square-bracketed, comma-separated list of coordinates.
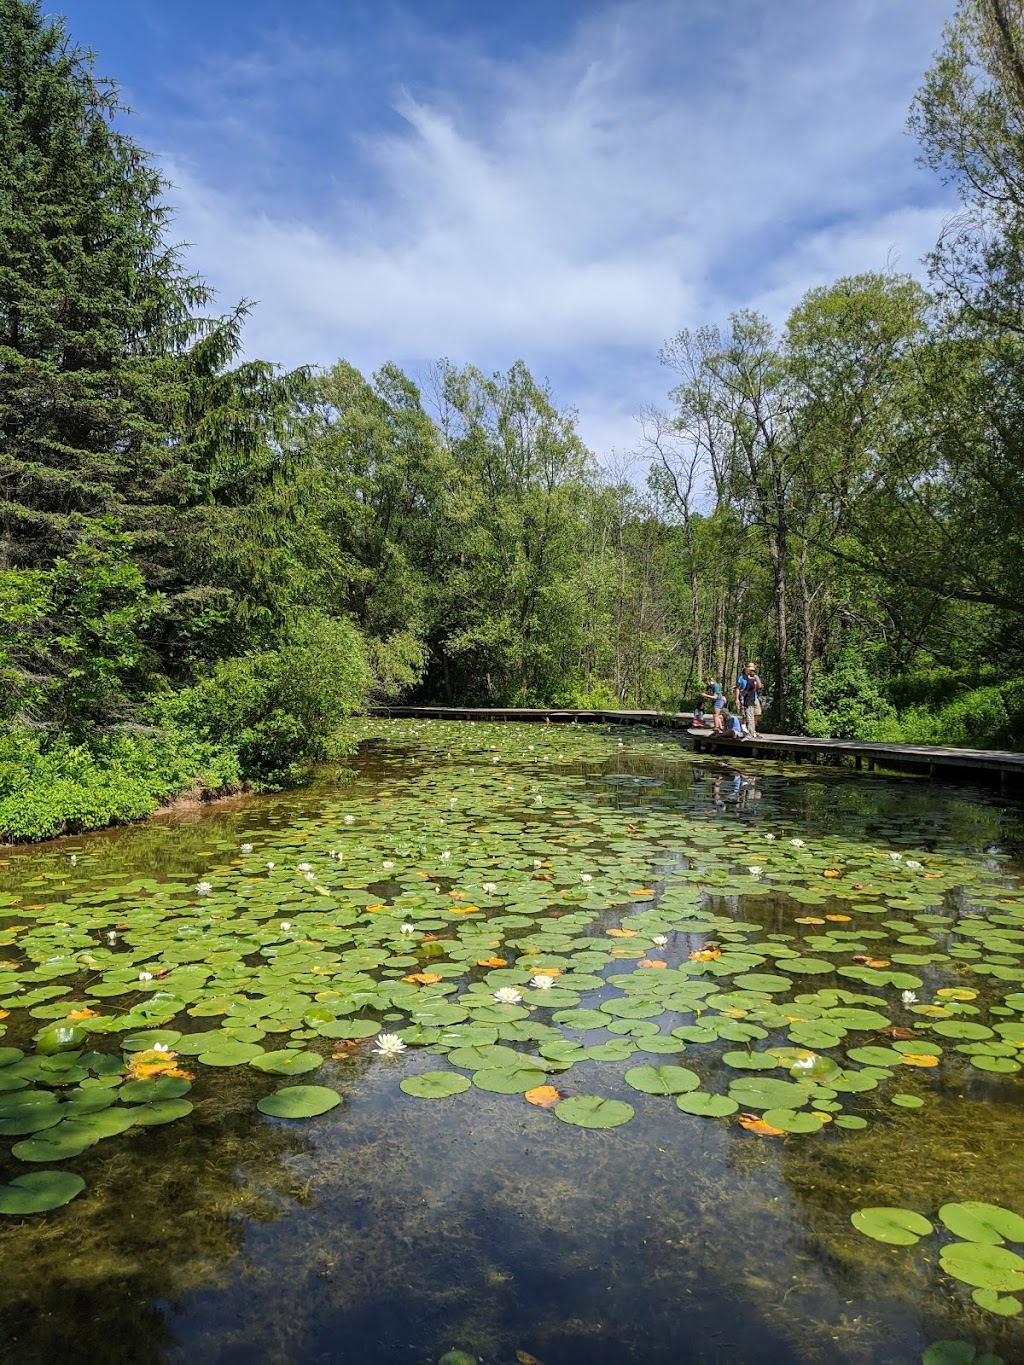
[159, 615, 372, 787]
[0, 726, 239, 842]
[806, 651, 898, 741]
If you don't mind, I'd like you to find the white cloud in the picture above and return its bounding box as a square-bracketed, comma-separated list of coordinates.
[160, 0, 958, 460]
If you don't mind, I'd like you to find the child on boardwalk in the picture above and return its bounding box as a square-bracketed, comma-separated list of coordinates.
[701, 677, 725, 733]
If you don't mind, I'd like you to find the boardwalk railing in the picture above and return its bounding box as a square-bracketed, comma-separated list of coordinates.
[368, 705, 1023, 793]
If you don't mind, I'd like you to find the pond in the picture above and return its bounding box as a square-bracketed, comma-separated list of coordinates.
[0, 719, 1023, 1365]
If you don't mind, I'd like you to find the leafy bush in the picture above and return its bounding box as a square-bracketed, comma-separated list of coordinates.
[159, 615, 372, 786]
[807, 653, 898, 741]
[0, 728, 240, 842]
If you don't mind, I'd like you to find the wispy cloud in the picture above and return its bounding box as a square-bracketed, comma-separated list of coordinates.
[151, 0, 958, 460]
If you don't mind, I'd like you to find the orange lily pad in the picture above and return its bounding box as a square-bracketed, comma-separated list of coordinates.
[738, 1112, 784, 1136]
[524, 1085, 561, 1109]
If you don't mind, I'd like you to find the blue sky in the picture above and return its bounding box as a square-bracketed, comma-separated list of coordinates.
[53, 0, 958, 465]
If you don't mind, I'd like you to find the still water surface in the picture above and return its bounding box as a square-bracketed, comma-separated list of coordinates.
[0, 721, 1022, 1365]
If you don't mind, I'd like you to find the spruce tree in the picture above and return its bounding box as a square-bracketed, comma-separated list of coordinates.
[0, 0, 305, 727]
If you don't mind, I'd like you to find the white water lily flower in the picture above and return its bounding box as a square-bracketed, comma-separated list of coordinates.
[105, 931, 117, 945]
[344, 815, 355, 825]
[748, 865, 764, 877]
[449, 798, 457, 807]
[440, 850, 451, 861]
[492, 756, 500, 763]
[533, 796, 543, 805]
[297, 862, 312, 872]
[195, 881, 213, 896]
[580, 873, 593, 883]
[266, 861, 275, 870]
[152, 1042, 170, 1053]
[372, 1032, 407, 1056]
[138, 971, 153, 982]
[530, 975, 555, 990]
[533, 859, 543, 869]
[652, 934, 668, 947]
[68, 854, 77, 865]
[279, 921, 292, 931]
[791, 1056, 815, 1071]
[790, 839, 805, 848]
[764, 833, 775, 841]
[382, 860, 395, 870]
[482, 882, 497, 895]
[240, 843, 253, 854]
[400, 923, 415, 935]
[493, 987, 523, 1005]
[905, 860, 922, 870]
[888, 852, 903, 861]
[902, 990, 918, 1005]
[304, 871, 316, 882]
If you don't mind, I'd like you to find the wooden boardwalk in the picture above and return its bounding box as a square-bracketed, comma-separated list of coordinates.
[369, 705, 1023, 792]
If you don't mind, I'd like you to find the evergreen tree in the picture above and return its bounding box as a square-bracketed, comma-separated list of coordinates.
[0, 0, 305, 726]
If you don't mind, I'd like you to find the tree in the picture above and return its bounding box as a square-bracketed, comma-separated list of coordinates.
[0, 0, 304, 725]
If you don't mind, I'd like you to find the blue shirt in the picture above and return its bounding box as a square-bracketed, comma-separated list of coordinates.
[735, 674, 761, 704]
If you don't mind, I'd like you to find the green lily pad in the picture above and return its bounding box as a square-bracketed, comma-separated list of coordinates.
[851, 1206, 933, 1245]
[623, 1065, 700, 1095]
[0, 1170, 86, 1214]
[399, 1071, 472, 1098]
[761, 1108, 826, 1134]
[249, 1049, 323, 1076]
[471, 1067, 548, 1094]
[727, 1077, 810, 1111]
[971, 1288, 1021, 1316]
[131, 1098, 193, 1126]
[11, 1121, 99, 1162]
[198, 1041, 265, 1066]
[675, 1091, 738, 1117]
[939, 1241, 1024, 1290]
[891, 1093, 925, 1108]
[34, 1024, 86, 1055]
[554, 1096, 634, 1129]
[938, 1202, 1024, 1246]
[256, 1085, 342, 1119]
[119, 1076, 192, 1103]
[920, 1344, 980, 1365]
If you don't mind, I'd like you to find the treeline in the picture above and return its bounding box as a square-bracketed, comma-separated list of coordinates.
[1, 0, 1023, 838]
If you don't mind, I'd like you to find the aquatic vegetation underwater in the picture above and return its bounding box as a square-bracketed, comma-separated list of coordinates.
[0, 719, 1022, 1363]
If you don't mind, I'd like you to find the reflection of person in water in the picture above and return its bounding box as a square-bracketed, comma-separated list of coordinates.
[735, 775, 763, 817]
[710, 777, 725, 814]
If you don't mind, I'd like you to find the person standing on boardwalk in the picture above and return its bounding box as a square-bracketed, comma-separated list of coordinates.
[700, 677, 725, 733]
[734, 663, 763, 739]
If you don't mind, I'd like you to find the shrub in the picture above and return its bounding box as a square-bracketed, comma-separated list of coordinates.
[806, 653, 898, 741]
[159, 615, 372, 786]
[0, 728, 240, 842]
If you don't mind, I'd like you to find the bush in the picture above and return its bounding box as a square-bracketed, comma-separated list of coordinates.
[159, 615, 372, 786]
[806, 653, 898, 741]
[0, 727, 240, 842]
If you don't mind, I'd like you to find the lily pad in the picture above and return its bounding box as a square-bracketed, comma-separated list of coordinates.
[624, 1065, 700, 1095]
[399, 1071, 472, 1098]
[851, 1206, 933, 1245]
[938, 1202, 1024, 1246]
[554, 1095, 634, 1129]
[256, 1085, 342, 1119]
[675, 1091, 738, 1117]
[249, 1049, 323, 1076]
[0, 1170, 86, 1214]
[939, 1242, 1024, 1290]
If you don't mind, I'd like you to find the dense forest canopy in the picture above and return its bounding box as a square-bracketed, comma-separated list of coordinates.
[1, 0, 1023, 838]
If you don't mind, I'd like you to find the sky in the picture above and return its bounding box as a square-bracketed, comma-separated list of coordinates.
[51, 0, 960, 467]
